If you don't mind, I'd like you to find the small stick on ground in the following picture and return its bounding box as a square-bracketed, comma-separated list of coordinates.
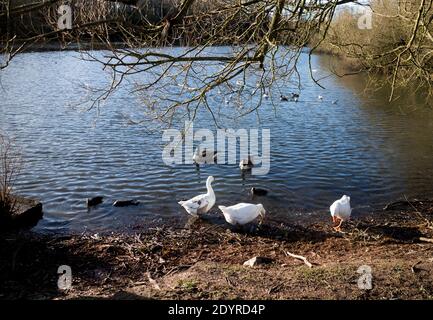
[285, 251, 313, 268]
[411, 261, 422, 273]
[419, 237, 433, 243]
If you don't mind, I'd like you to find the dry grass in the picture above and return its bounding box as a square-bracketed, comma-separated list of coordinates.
[1, 197, 433, 300]
[0, 133, 22, 221]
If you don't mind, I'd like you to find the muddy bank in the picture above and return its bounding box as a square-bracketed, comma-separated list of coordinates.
[0, 197, 43, 231]
[1, 198, 433, 300]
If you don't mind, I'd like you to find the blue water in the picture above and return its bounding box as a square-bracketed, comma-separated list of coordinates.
[1, 48, 433, 233]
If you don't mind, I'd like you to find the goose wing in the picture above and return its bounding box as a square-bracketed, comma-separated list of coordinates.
[223, 203, 260, 225]
[339, 201, 352, 219]
[330, 200, 339, 217]
[330, 198, 351, 220]
[179, 193, 209, 215]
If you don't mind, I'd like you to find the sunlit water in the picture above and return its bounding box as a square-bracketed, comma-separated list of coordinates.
[1, 48, 433, 233]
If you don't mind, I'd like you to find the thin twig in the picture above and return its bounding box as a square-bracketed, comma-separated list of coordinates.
[419, 237, 433, 244]
[285, 251, 313, 268]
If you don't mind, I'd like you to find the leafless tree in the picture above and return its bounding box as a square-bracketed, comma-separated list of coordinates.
[319, 0, 433, 102]
[1, 0, 432, 126]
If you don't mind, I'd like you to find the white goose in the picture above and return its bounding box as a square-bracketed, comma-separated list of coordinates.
[178, 176, 216, 217]
[218, 203, 266, 226]
[192, 147, 217, 165]
[330, 195, 352, 231]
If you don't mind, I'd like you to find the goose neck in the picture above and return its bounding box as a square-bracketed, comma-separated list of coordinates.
[206, 179, 214, 195]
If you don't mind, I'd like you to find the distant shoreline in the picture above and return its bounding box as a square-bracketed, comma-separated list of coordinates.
[0, 41, 128, 53]
[0, 41, 313, 53]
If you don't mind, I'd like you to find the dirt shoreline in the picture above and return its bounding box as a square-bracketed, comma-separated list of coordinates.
[1, 198, 433, 300]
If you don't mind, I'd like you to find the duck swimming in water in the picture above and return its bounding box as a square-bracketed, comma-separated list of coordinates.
[251, 187, 268, 196]
[87, 196, 103, 208]
[239, 156, 254, 170]
[113, 200, 140, 207]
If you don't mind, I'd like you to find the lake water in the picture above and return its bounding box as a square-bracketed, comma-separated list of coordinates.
[1, 48, 433, 233]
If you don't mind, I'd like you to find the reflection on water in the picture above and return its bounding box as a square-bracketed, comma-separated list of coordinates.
[1, 49, 433, 233]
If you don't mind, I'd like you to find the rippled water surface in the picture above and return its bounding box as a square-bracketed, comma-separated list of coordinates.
[1, 48, 433, 233]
